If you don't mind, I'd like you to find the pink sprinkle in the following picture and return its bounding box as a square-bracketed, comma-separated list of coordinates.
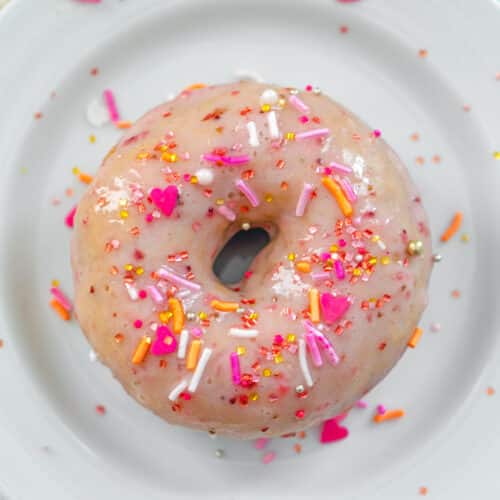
[133, 320, 143, 329]
[151, 325, 177, 356]
[254, 438, 269, 450]
[235, 179, 260, 207]
[295, 183, 314, 216]
[103, 89, 120, 123]
[334, 260, 345, 280]
[50, 287, 73, 311]
[230, 352, 241, 385]
[338, 239, 347, 247]
[295, 128, 330, 140]
[299, 115, 309, 123]
[305, 85, 313, 92]
[65, 205, 77, 228]
[217, 205, 236, 221]
[376, 404, 386, 415]
[145, 213, 154, 223]
[138, 290, 147, 299]
[289, 94, 310, 113]
[312, 271, 331, 282]
[147, 285, 164, 304]
[320, 293, 350, 324]
[262, 451, 276, 464]
[329, 161, 352, 174]
[191, 327, 203, 338]
[305, 332, 323, 367]
[430, 322, 441, 332]
[339, 178, 357, 202]
[320, 417, 349, 443]
[373, 129, 381, 138]
[157, 267, 201, 292]
[202, 153, 222, 163]
[95, 404, 106, 415]
[356, 400, 368, 409]
[221, 155, 250, 166]
[304, 320, 340, 365]
[150, 185, 178, 217]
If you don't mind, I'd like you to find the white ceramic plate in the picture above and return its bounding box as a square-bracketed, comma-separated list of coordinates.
[1, 0, 500, 498]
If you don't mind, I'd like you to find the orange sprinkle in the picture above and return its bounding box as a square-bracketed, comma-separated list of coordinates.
[115, 120, 133, 129]
[419, 486, 428, 496]
[168, 298, 184, 334]
[293, 443, 302, 454]
[186, 339, 201, 370]
[440, 212, 463, 242]
[296, 261, 311, 273]
[321, 177, 353, 217]
[78, 172, 93, 184]
[373, 409, 405, 423]
[309, 288, 320, 323]
[132, 336, 151, 364]
[211, 300, 239, 312]
[50, 299, 71, 321]
[408, 327, 423, 348]
[184, 83, 207, 91]
[487, 386, 495, 396]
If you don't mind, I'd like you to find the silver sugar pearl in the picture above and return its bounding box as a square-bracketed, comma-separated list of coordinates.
[186, 312, 196, 321]
[241, 222, 251, 231]
[295, 384, 305, 394]
[432, 253, 442, 263]
[312, 86, 322, 95]
[215, 449, 224, 458]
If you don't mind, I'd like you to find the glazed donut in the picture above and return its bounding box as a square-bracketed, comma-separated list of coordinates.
[72, 81, 432, 439]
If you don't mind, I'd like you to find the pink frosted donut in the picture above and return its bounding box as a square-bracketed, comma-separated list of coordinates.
[72, 81, 432, 439]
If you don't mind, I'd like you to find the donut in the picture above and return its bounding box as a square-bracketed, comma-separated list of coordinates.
[72, 81, 432, 438]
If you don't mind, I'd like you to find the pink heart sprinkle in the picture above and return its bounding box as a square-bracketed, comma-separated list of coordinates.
[320, 417, 349, 444]
[150, 185, 178, 217]
[320, 293, 350, 324]
[65, 205, 77, 228]
[151, 325, 177, 356]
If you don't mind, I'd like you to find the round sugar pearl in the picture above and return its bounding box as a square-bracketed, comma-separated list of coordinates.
[195, 168, 214, 186]
[259, 89, 279, 106]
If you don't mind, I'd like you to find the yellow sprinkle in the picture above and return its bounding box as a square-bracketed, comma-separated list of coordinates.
[249, 312, 259, 320]
[286, 334, 296, 343]
[330, 245, 338, 252]
[72, 166, 80, 175]
[198, 311, 207, 320]
[381, 256, 391, 265]
[250, 393, 259, 401]
[368, 257, 378, 265]
[461, 233, 470, 243]
[261, 104, 271, 112]
[124, 264, 133, 271]
[274, 354, 284, 364]
[159, 144, 168, 152]
[264, 194, 273, 203]
[493, 151, 500, 160]
[371, 235, 380, 242]
[285, 132, 295, 141]
[159, 311, 172, 323]
[51, 279, 60, 287]
[263, 368, 272, 377]
[120, 210, 128, 219]
[287, 252, 296, 261]
[215, 198, 225, 206]
[89, 134, 96, 143]
[190, 176, 198, 184]
[162, 152, 177, 163]
[236, 346, 246, 356]
[135, 267, 144, 275]
[353, 268, 362, 276]
[136, 151, 149, 160]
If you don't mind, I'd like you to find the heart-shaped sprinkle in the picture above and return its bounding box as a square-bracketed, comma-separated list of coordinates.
[320, 293, 350, 324]
[151, 325, 177, 356]
[320, 417, 349, 444]
[150, 185, 178, 217]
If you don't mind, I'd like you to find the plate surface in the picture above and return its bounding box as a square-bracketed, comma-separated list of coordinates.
[0, 0, 499, 498]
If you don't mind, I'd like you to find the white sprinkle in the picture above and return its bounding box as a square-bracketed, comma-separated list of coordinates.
[228, 328, 259, 338]
[86, 97, 110, 127]
[259, 88, 279, 106]
[125, 282, 139, 301]
[377, 239, 386, 250]
[168, 380, 188, 401]
[177, 329, 189, 359]
[195, 168, 214, 186]
[267, 111, 280, 139]
[298, 339, 314, 387]
[188, 348, 213, 393]
[247, 121, 260, 147]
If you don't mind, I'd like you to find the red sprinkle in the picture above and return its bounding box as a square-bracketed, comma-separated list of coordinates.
[133, 320, 143, 328]
[95, 405, 106, 415]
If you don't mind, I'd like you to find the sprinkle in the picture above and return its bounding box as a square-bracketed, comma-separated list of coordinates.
[229, 328, 259, 338]
[376, 405, 386, 415]
[215, 449, 224, 458]
[298, 339, 314, 387]
[304, 321, 340, 365]
[338, 178, 357, 202]
[430, 322, 441, 332]
[296, 261, 311, 273]
[440, 212, 463, 242]
[295, 128, 330, 140]
[308, 288, 320, 323]
[217, 205, 236, 221]
[103, 89, 120, 122]
[151, 326, 177, 355]
[147, 285, 164, 304]
[328, 161, 352, 174]
[65, 206, 77, 228]
[267, 111, 280, 139]
[419, 486, 428, 496]
[320, 417, 349, 443]
[487, 386, 495, 396]
[195, 168, 214, 186]
[235, 179, 260, 207]
[177, 329, 189, 359]
[186, 339, 202, 370]
[432, 253, 442, 263]
[50, 299, 71, 321]
[494, 151, 500, 160]
[50, 287, 73, 312]
[247, 121, 260, 147]
[295, 183, 314, 216]
[168, 298, 185, 334]
[115, 120, 132, 129]
[125, 282, 139, 301]
[259, 88, 279, 106]
[254, 437, 269, 450]
[408, 327, 423, 348]
[168, 380, 188, 401]
[133, 319, 143, 328]
[188, 347, 213, 392]
[132, 336, 151, 364]
[319, 293, 350, 324]
[312, 271, 331, 282]
[334, 260, 345, 280]
[157, 267, 201, 292]
[289, 94, 309, 113]
[262, 452, 276, 465]
[285, 132, 296, 141]
[211, 300, 239, 312]
[305, 332, 323, 367]
[230, 352, 241, 385]
[321, 177, 353, 217]
[150, 185, 178, 217]
[373, 409, 405, 423]
[356, 400, 368, 409]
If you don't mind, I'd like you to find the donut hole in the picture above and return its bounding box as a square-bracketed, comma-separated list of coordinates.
[212, 227, 271, 285]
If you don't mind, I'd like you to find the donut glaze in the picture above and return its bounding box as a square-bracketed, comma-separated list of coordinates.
[72, 81, 432, 439]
